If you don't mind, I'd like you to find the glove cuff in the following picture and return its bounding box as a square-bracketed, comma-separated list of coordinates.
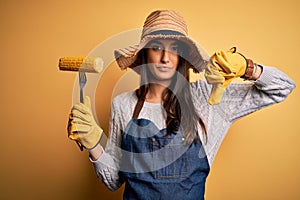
[208, 84, 225, 105]
[85, 128, 104, 150]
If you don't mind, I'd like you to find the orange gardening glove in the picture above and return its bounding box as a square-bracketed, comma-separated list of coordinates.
[67, 96, 103, 150]
[205, 47, 247, 105]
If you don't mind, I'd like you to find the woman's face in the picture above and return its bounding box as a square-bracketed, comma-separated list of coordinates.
[145, 39, 180, 85]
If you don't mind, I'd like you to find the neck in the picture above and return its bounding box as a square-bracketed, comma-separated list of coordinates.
[146, 83, 168, 103]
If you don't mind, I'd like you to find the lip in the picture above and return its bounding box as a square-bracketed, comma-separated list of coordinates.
[156, 66, 172, 72]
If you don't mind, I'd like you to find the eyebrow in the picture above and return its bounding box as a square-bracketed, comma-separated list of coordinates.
[148, 40, 179, 46]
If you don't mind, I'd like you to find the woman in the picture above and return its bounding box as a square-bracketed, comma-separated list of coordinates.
[68, 10, 295, 199]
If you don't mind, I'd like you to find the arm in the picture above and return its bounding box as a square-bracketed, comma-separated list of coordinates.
[88, 99, 124, 191]
[246, 63, 262, 80]
[89, 144, 103, 161]
[203, 48, 295, 121]
[222, 65, 295, 122]
[68, 96, 125, 191]
[190, 64, 295, 166]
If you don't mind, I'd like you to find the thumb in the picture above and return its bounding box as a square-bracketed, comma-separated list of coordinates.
[84, 96, 92, 109]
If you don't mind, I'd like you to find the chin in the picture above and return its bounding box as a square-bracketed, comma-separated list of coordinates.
[149, 74, 174, 85]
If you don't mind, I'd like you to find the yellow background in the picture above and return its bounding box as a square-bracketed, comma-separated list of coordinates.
[0, 0, 299, 199]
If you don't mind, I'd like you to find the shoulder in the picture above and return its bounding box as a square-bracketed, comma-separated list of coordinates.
[111, 91, 138, 111]
[189, 79, 211, 104]
[110, 91, 137, 129]
[113, 90, 137, 102]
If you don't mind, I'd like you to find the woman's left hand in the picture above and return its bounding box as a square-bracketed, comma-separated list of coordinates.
[205, 47, 248, 105]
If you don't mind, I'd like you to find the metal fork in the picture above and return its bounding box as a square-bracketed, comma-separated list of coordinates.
[77, 71, 87, 151]
[79, 71, 87, 103]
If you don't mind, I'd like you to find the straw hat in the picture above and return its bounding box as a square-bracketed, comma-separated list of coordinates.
[114, 10, 209, 73]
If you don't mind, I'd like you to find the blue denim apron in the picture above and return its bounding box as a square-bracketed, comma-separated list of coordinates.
[120, 100, 210, 200]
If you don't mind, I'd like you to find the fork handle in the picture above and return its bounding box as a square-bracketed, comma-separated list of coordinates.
[78, 71, 85, 151]
[80, 87, 84, 103]
[79, 71, 84, 103]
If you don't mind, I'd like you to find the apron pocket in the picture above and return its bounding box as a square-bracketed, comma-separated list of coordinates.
[153, 138, 189, 179]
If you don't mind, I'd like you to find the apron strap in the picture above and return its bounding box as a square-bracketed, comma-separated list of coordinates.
[132, 98, 145, 119]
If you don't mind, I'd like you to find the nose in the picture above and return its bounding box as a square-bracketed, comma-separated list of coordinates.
[161, 50, 170, 64]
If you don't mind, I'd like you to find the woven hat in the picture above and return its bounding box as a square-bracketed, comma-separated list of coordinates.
[114, 10, 209, 73]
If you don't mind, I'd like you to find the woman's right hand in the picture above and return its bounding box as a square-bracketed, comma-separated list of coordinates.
[67, 96, 103, 150]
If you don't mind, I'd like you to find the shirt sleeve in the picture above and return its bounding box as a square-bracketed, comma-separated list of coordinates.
[89, 99, 124, 191]
[190, 65, 296, 165]
[220, 65, 296, 122]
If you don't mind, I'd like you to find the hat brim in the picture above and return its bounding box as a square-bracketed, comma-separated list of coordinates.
[114, 34, 210, 73]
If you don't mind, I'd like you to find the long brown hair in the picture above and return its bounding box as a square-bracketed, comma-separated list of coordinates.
[135, 48, 207, 144]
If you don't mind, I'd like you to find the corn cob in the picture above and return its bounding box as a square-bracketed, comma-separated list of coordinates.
[58, 56, 103, 73]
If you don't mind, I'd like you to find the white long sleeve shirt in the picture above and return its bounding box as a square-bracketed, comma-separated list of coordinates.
[90, 66, 295, 191]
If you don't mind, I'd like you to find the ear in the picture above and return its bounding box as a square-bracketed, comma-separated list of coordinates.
[229, 47, 237, 53]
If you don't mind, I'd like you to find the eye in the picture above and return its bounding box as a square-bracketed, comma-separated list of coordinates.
[151, 44, 163, 51]
[170, 45, 179, 53]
